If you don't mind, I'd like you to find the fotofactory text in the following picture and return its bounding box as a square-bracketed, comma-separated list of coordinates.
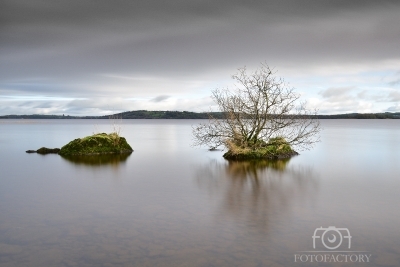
[294, 226, 372, 263]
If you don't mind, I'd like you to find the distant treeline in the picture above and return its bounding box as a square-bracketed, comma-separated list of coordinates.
[1, 110, 400, 119]
[315, 113, 400, 119]
[101, 110, 222, 119]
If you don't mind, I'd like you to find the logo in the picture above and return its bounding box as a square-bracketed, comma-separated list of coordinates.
[312, 226, 351, 250]
[294, 226, 372, 264]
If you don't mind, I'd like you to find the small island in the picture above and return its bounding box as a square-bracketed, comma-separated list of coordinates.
[192, 64, 320, 161]
[58, 133, 133, 156]
[27, 133, 133, 156]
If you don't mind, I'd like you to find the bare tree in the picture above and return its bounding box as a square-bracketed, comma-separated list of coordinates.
[192, 63, 320, 159]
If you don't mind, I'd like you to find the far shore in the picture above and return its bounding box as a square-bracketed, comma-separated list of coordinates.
[1, 110, 400, 120]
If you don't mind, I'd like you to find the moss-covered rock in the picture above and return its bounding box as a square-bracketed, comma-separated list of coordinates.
[223, 137, 298, 160]
[58, 133, 133, 156]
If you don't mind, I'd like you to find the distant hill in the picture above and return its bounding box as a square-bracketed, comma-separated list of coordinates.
[1, 110, 400, 119]
[99, 110, 224, 119]
[0, 111, 223, 119]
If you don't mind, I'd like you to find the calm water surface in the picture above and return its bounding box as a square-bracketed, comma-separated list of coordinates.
[0, 119, 399, 267]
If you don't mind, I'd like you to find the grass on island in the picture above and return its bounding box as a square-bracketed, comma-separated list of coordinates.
[223, 137, 298, 160]
[58, 132, 133, 156]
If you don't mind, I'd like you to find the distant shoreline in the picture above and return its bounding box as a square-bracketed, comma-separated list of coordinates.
[1, 110, 400, 119]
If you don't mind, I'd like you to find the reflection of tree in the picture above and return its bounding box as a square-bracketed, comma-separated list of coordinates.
[226, 158, 290, 177]
[196, 159, 318, 232]
[60, 153, 131, 167]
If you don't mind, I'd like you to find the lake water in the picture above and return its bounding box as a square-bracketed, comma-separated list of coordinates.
[0, 119, 399, 267]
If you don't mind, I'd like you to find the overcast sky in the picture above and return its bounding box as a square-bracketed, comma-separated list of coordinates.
[1, 0, 400, 115]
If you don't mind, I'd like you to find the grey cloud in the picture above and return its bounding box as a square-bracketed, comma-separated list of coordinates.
[357, 90, 388, 102]
[18, 101, 34, 107]
[0, 99, 67, 115]
[359, 88, 400, 103]
[35, 102, 55, 109]
[387, 91, 400, 102]
[2, 0, 400, 76]
[150, 95, 171, 102]
[357, 90, 368, 99]
[1, 0, 400, 115]
[388, 79, 400, 86]
[315, 98, 371, 114]
[386, 104, 400, 112]
[319, 87, 355, 99]
[315, 86, 377, 114]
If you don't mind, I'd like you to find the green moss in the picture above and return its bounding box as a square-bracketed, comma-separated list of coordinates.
[223, 137, 298, 160]
[59, 133, 133, 156]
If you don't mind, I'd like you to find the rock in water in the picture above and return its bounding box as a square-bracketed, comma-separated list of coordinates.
[58, 133, 133, 156]
[36, 147, 61, 154]
[26, 148, 60, 154]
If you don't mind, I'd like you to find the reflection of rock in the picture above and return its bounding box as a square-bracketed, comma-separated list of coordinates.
[196, 159, 318, 231]
[25, 147, 60, 154]
[60, 153, 131, 166]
